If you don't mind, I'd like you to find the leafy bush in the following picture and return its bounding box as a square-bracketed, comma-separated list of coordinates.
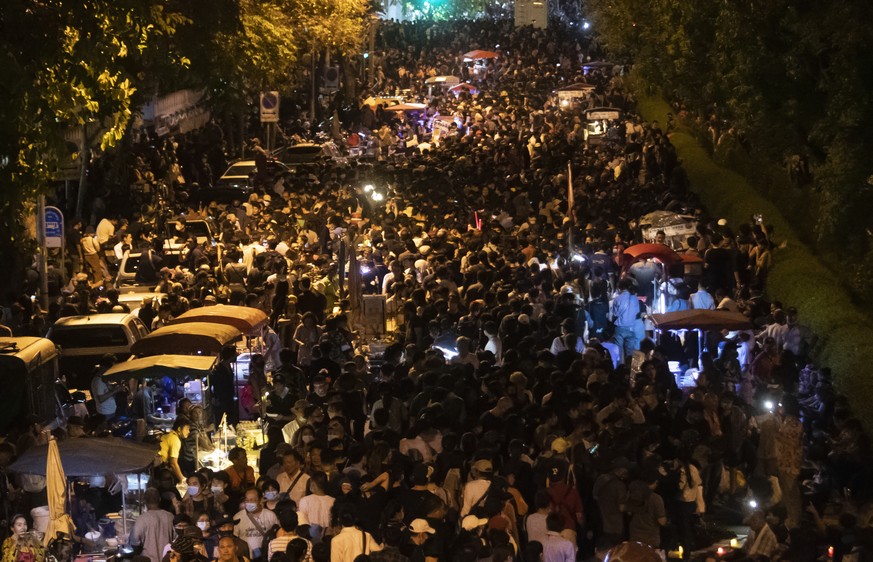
[636, 94, 873, 430]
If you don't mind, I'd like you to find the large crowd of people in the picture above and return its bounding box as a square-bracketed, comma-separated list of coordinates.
[1, 17, 871, 562]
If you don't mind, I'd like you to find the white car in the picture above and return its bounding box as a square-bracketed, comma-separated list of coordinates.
[47, 313, 149, 388]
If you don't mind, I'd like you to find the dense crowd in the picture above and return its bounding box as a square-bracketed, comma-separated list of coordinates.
[2, 17, 872, 562]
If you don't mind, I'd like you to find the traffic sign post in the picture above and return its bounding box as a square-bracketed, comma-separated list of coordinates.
[44, 206, 64, 248]
[260, 91, 280, 123]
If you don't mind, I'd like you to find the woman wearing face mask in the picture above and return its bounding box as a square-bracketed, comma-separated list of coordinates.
[194, 511, 217, 558]
[260, 479, 282, 511]
[293, 424, 317, 450]
[2, 514, 45, 562]
[181, 473, 214, 518]
[210, 472, 232, 517]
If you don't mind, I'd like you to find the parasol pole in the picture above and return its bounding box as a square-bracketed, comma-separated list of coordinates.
[122, 483, 127, 538]
[567, 161, 574, 252]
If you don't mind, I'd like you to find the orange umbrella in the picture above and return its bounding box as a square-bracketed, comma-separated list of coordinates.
[463, 50, 498, 60]
[43, 438, 75, 545]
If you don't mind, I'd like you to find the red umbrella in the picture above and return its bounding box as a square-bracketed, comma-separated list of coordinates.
[651, 309, 752, 331]
[463, 50, 498, 60]
[622, 244, 681, 270]
[449, 83, 480, 95]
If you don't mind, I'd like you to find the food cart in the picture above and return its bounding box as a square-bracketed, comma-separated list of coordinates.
[462, 50, 498, 76]
[584, 107, 622, 144]
[424, 75, 461, 98]
[431, 115, 459, 145]
[0, 337, 59, 433]
[554, 82, 596, 108]
[9, 437, 159, 550]
[651, 310, 753, 386]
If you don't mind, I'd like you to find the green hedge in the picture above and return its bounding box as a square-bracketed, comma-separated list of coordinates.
[635, 95, 873, 430]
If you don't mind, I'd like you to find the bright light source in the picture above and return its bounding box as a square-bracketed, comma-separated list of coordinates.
[748, 499, 758, 509]
[572, 253, 586, 263]
[371, 192, 385, 202]
[582, 21, 591, 30]
[363, 183, 374, 192]
[363, 52, 369, 59]
[764, 400, 774, 412]
[360, 265, 371, 274]
[561, 99, 570, 107]
[435, 346, 458, 359]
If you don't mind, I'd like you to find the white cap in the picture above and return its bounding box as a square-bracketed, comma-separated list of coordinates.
[409, 519, 436, 534]
[461, 515, 489, 531]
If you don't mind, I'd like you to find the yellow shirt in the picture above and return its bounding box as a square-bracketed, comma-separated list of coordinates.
[159, 431, 182, 462]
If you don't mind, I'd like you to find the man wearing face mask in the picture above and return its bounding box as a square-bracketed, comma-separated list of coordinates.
[276, 449, 310, 504]
[233, 488, 278, 562]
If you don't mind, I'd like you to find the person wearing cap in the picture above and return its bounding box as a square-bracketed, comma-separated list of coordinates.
[544, 457, 583, 546]
[129, 487, 175, 562]
[405, 519, 438, 562]
[460, 459, 493, 518]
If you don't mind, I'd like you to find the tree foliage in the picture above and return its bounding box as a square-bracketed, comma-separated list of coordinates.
[588, 0, 873, 297]
[0, 0, 188, 246]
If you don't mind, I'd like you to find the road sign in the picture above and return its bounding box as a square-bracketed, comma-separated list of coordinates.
[44, 206, 64, 248]
[260, 91, 280, 123]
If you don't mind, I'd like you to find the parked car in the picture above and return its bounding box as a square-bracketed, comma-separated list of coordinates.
[47, 313, 149, 388]
[193, 159, 290, 203]
[273, 142, 347, 166]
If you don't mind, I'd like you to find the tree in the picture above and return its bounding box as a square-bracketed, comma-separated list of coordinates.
[0, 0, 187, 294]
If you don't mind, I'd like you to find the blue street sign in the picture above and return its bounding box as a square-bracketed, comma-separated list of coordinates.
[45, 206, 64, 248]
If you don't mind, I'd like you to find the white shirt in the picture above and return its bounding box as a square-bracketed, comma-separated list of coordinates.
[276, 469, 311, 504]
[460, 479, 491, 517]
[329, 526, 382, 562]
[91, 376, 116, 416]
[96, 218, 115, 245]
[234, 508, 279, 557]
[298, 493, 335, 530]
[690, 290, 715, 310]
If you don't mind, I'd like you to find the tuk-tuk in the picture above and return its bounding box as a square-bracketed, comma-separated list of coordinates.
[0, 337, 59, 433]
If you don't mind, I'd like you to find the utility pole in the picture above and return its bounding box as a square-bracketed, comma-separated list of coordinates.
[37, 195, 49, 311]
[368, 15, 377, 87]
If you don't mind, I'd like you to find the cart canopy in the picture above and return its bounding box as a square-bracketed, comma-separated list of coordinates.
[651, 309, 753, 331]
[169, 304, 267, 334]
[131, 322, 241, 356]
[103, 354, 217, 381]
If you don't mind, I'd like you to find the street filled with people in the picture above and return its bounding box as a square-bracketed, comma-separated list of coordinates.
[1, 18, 870, 562]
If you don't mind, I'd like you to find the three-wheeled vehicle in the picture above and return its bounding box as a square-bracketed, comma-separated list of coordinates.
[0, 337, 60, 433]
